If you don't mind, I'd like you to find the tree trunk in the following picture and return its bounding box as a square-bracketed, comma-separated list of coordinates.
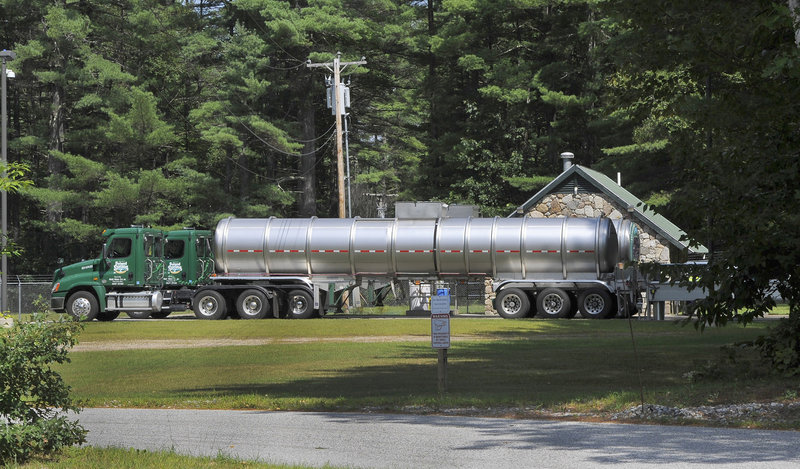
[47, 86, 66, 223]
[299, 84, 317, 217]
[790, 0, 800, 46]
[238, 148, 250, 202]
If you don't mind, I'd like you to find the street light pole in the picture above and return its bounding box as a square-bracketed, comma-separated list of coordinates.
[1, 49, 15, 314]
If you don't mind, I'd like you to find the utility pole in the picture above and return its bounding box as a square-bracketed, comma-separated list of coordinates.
[0, 49, 15, 314]
[307, 52, 366, 218]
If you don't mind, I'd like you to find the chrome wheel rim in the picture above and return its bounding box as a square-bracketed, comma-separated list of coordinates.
[241, 295, 263, 316]
[290, 295, 308, 315]
[72, 297, 92, 317]
[501, 294, 522, 315]
[542, 293, 564, 315]
[583, 293, 605, 316]
[199, 296, 219, 316]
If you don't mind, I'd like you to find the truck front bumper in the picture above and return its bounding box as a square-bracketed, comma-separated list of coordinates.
[50, 296, 65, 313]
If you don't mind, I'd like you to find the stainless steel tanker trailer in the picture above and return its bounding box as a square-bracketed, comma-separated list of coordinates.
[51, 216, 641, 320]
[206, 216, 641, 319]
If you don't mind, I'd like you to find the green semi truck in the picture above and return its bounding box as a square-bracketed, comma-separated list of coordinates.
[51, 216, 641, 321]
[50, 226, 218, 320]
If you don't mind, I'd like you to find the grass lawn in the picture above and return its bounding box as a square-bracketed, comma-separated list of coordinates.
[15, 446, 328, 469]
[56, 317, 800, 421]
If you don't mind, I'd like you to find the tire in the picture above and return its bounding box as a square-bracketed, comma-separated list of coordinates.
[127, 311, 151, 319]
[66, 291, 100, 321]
[494, 288, 531, 319]
[96, 311, 120, 321]
[578, 288, 615, 319]
[236, 289, 270, 319]
[150, 311, 171, 319]
[286, 289, 315, 319]
[536, 288, 572, 319]
[193, 290, 227, 320]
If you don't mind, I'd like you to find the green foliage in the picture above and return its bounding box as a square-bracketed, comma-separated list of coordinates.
[0, 316, 86, 464]
[755, 315, 800, 377]
[597, 1, 800, 376]
[2, 0, 799, 355]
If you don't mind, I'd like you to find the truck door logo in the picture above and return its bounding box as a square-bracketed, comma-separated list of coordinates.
[113, 261, 129, 275]
[168, 262, 183, 274]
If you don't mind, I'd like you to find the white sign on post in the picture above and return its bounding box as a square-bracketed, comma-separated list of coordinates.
[430, 295, 451, 349]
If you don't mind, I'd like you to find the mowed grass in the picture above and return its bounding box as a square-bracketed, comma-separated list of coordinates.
[55, 317, 800, 418]
[15, 446, 327, 469]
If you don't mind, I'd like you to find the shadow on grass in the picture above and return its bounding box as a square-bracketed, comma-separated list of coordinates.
[172, 337, 701, 405]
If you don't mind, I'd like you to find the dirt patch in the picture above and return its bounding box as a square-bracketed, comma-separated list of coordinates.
[71, 335, 480, 352]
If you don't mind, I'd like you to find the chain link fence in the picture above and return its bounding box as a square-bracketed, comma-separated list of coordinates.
[1, 275, 53, 318]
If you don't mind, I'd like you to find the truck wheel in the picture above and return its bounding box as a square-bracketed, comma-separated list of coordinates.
[236, 289, 270, 319]
[96, 311, 120, 321]
[193, 290, 227, 320]
[578, 288, 614, 319]
[286, 289, 314, 319]
[536, 288, 572, 319]
[66, 292, 99, 321]
[127, 311, 151, 319]
[494, 288, 531, 318]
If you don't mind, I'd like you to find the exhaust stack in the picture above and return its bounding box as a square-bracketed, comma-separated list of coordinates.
[560, 152, 574, 172]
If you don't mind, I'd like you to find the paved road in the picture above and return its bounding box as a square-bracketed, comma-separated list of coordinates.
[75, 408, 799, 468]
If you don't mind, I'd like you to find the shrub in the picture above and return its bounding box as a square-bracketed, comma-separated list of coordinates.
[755, 312, 800, 376]
[0, 313, 86, 464]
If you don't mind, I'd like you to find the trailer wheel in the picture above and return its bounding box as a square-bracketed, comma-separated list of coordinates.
[126, 311, 151, 319]
[578, 288, 614, 319]
[96, 311, 120, 321]
[494, 288, 531, 319]
[236, 289, 270, 319]
[536, 288, 572, 319]
[66, 291, 99, 321]
[286, 289, 315, 319]
[193, 290, 227, 320]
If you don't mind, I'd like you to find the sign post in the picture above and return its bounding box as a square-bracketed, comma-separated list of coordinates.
[431, 294, 451, 394]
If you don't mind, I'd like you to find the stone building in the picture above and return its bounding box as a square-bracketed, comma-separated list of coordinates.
[509, 154, 707, 264]
[482, 153, 707, 316]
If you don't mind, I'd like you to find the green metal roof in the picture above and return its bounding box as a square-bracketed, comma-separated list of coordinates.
[509, 165, 708, 255]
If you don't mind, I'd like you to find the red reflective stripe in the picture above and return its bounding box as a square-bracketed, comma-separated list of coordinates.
[227, 249, 263, 253]
[439, 250, 462, 253]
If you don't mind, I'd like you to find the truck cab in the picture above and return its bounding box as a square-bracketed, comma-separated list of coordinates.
[51, 226, 215, 321]
[163, 229, 214, 287]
